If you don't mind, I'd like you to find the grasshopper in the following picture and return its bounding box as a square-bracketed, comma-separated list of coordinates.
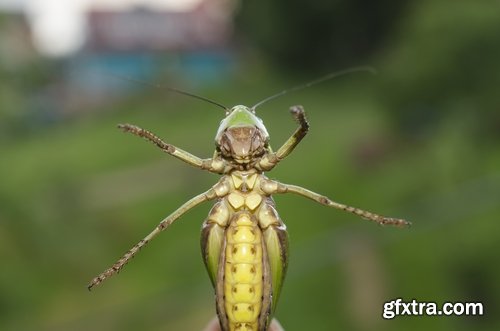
[88, 68, 410, 331]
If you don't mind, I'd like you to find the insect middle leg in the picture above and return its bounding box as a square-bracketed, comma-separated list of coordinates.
[261, 179, 410, 227]
[118, 123, 227, 173]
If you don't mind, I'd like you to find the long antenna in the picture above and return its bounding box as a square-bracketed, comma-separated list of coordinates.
[251, 66, 377, 110]
[100, 72, 228, 111]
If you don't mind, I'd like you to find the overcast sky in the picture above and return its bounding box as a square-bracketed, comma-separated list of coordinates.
[0, 0, 203, 56]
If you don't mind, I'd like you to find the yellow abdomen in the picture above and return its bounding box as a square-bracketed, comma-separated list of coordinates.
[224, 212, 263, 331]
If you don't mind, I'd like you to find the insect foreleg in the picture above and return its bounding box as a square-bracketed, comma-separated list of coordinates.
[261, 179, 410, 227]
[257, 106, 309, 170]
[118, 123, 227, 173]
[275, 105, 309, 159]
[88, 186, 224, 291]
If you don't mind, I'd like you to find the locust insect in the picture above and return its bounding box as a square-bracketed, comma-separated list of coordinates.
[88, 68, 410, 331]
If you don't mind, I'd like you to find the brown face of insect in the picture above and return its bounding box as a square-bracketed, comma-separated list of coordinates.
[217, 126, 268, 164]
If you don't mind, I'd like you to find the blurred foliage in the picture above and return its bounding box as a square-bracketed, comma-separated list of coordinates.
[1, 1, 500, 331]
[0, 49, 57, 141]
[375, 1, 500, 138]
[235, 0, 412, 70]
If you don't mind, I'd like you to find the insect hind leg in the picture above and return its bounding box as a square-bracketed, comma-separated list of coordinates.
[88, 187, 221, 290]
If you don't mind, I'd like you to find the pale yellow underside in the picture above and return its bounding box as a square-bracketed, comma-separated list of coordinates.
[224, 212, 263, 331]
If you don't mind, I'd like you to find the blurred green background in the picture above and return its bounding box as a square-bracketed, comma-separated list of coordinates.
[1, 1, 499, 331]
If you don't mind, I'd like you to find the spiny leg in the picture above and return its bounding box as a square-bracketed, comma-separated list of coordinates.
[88, 188, 219, 290]
[258, 106, 309, 170]
[275, 105, 309, 160]
[118, 124, 226, 173]
[261, 179, 410, 227]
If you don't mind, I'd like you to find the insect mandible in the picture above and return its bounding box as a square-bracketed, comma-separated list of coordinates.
[88, 68, 410, 331]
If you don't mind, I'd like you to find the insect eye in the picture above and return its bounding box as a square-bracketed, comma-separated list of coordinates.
[219, 134, 232, 156]
[250, 131, 265, 156]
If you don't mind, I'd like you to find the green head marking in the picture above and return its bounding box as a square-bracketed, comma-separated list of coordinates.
[216, 105, 269, 141]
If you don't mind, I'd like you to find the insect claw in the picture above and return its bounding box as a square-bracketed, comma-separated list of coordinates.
[289, 105, 304, 118]
[88, 281, 97, 291]
[289, 105, 308, 131]
[369, 216, 411, 228]
[387, 218, 411, 228]
[117, 123, 134, 132]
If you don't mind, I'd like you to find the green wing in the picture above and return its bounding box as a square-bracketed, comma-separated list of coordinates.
[201, 220, 229, 331]
[201, 221, 225, 287]
[263, 223, 289, 314]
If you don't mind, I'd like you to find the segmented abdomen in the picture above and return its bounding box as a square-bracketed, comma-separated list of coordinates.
[224, 211, 264, 331]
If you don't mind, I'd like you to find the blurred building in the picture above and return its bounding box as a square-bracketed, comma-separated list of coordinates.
[85, 2, 231, 52]
[1, 1, 236, 121]
[0, 13, 37, 68]
[67, 0, 235, 106]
